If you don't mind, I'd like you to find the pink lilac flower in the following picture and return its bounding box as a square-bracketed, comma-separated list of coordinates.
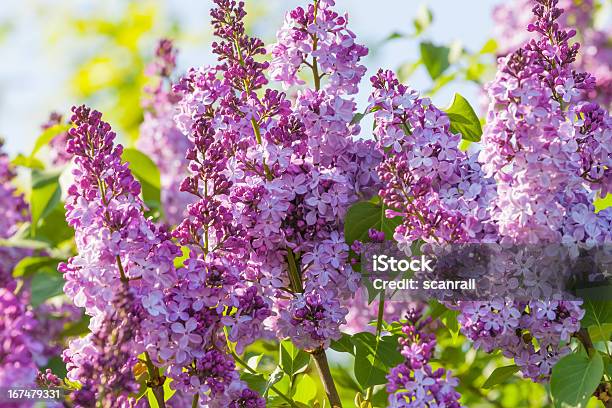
[481, 0, 611, 246]
[269, 0, 368, 95]
[137, 39, 194, 224]
[369, 69, 498, 251]
[387, 309, 462, 407]
[63, 288, 144, 407]
[467, 0, 610, 381]
[0, 289, 44, 391]
[492, 0, 611, 107]
[173, 0, 378, 356]
[59, 105, 186, 404]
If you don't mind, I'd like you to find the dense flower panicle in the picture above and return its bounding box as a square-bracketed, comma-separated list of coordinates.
[0, 289, 44, 390]
[452, 0, 610, 382]
[480, 0, 612, 245]
[492, 0, 611, 106]
[0, 141, 29, 290]
[455, 299, 583, 381]
[387, 309, 462, 407]
[61, 105, 181, 330]
[369, 69, 497, 251]
[173, 0, 377, 355]
[269, 0, 368, 95]
[138, 39, 193, 225]
[63, 289, 143, 407]
[146, 38, 178, 78]
[210, 0, 269, 92]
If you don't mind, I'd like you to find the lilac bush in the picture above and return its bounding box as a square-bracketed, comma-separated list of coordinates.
[0, 0, 610, 407]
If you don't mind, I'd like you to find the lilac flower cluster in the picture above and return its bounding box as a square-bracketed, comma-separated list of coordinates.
[60, 105, 180, 330]
[369, 69, 497, 252]
[138, 39, 193, 225]
[0, 289, 44, 390]
[375, 0, 611, 387]
[457, 299, 583, 381]
[492, 0, 611, 106]
[58, 105, 180, 404]
[462, 0, 610, 381]
[387, 309, 462, 407]
[269, 0, 368, 95]
[173, 0, 378, 356]
[0, 140, 29, 290]
[63, 288, 142, 407]
[481, 0, 612, 246]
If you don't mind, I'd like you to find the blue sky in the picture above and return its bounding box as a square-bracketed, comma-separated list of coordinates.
[0, 0, 500, 156]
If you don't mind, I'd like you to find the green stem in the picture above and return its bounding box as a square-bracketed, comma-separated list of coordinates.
[311, 0, 321, 91]
[234, 351, 299, 407]
[286, 248, 303, 293]
[364, 292, 385, 403]
[191, 393, 199, 408]
[144, 352, 166, 408]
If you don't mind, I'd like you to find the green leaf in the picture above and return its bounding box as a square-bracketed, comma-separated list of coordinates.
[582, 300, 612, 343]
[582, 300, 612, 327]
[163, 379, 176, 402]
[443, 93, 482, 142]
[265, 366, 285, 395]
[293, 374, 317, 404]
[550, 352, 604, 408]
[479, 39, 498, 54]
[384, 32, 403, 41]
[588, 323, 612, 342]
[30, 270, 65, 307]
[60, 314, 91, 338]
[413, 5, 433, 36]
[279, 340, 310, 377]
[241, 372, 268, 395]
[419, 41, 450, 80]
[122, 148, 162, 213]
[246, 354, 264, 371]
[34, 205, 73, 246]
[147, 389, 160, 408]
[0, 237, 51, 250]
[330, 333, 355, 355]
[354, 351, 387, 389]
[30, 169, 62, 235]
[482, 365, 520, 389]
[30, 124, 71, 158]
[11, 154, 44, 169]
[440, 309, 460, 340]
[12, 256, 62, 278]
[344, 200, 402, 245]
[352, 332, 402, 389]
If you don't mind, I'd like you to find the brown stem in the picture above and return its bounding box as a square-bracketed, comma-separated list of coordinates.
[311, 348, 342, 408]
[576, 328, 595, 356]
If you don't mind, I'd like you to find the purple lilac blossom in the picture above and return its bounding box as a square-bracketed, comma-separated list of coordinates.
[386, 308, 462, 407]
[0, 289, 44, 393]
[173, 0, 379, 357]
[137, 39, 194, 225]
[269, 0, 368, 95]
[376, 0, 611, 383]
[492, 0, 611, 107]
